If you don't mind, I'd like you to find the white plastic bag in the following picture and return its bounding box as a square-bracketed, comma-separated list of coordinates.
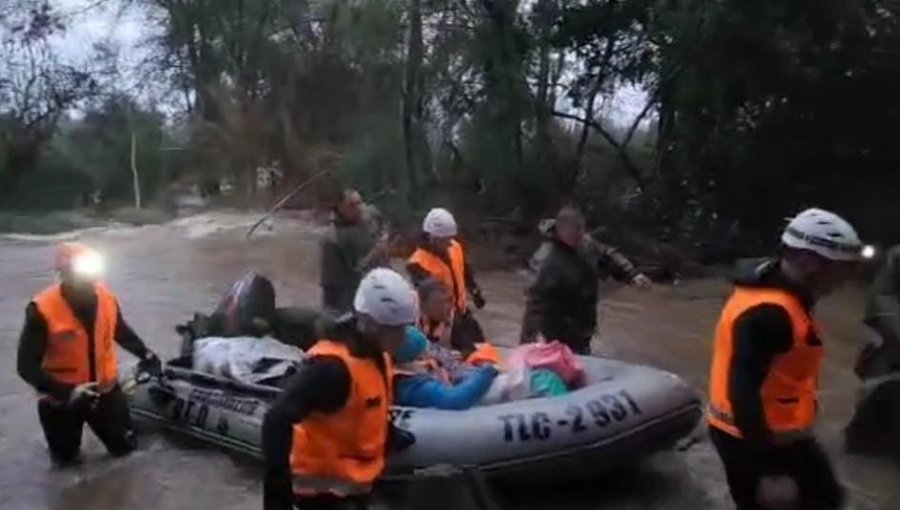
[193, 336, 305, 385]
[478, 347, 531, 405]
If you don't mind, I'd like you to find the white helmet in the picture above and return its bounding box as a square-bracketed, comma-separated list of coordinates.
[781, 208, 863, 261]
[423, 208, 457, 238]
[353, 268, 418, 326]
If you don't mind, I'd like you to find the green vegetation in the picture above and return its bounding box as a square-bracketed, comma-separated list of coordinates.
[1, 0, 898, 247]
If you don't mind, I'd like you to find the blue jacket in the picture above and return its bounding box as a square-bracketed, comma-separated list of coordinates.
[394, 365, 499, 410]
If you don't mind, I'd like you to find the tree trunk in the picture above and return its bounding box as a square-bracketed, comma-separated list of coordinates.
[552, 110, 646, 190]
[402, 0, 424, 202]
[534, 0, 554, 183]
[131, 131, 142, 209]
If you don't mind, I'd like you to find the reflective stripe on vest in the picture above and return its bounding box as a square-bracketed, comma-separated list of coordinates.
[707, 286, 823, 439]
[33, 283, 120, 389]
[291, 340, 393, 496]
[707, 403, 812, 443]
[408, 241, 468, 312]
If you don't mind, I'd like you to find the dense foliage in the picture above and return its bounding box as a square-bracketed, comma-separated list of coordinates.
[1, 0, 898, 244]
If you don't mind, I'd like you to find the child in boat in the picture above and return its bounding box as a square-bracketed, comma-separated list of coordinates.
[415, 278, 502, 367]
[393, 326, 499, 410]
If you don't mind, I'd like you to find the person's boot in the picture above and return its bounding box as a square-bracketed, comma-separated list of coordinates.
[49, 451, 83, 468]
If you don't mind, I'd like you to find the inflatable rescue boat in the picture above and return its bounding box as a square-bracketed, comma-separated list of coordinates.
[130, 348, 701, 483]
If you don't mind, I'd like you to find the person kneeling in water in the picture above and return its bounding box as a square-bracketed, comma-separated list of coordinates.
[393, 327, 499, 410]
[16, 243, 162, 467]
[262, 268, 415, 510]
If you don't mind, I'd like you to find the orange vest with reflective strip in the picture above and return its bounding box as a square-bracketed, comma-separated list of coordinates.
[408, 241, 468, 312]
[291, 340, 393, 496]
[34, 283, 120, 390]
[707, 287, 823, 439]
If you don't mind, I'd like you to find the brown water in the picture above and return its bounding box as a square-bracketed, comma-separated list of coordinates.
[0, 213, 896, 510]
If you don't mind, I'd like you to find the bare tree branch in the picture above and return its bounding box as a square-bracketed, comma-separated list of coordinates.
[552, 109, 646, 189]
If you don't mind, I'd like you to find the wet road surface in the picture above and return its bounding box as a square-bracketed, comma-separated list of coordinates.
[0, 212, 897, 509]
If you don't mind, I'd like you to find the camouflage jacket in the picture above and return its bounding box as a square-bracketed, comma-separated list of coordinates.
[320, 205, 389, 313]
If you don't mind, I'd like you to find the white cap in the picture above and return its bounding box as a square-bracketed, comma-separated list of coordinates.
[781, 208, 863, 261]
[423, 208, 457, 238]
[353, 268, 418, 326]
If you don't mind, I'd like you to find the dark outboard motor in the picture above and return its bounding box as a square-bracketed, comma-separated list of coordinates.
[215, 271, 276, 337]
[271, 307, 323, 351]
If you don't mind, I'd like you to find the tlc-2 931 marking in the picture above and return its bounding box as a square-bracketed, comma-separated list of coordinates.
[498, 390, 642, 442]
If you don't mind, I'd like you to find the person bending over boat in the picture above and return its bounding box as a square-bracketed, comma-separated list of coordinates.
[16, 242, 162, 467]
[393, 327, 499, 410]
[262, 268, 415, 510]
[708, 208, 865, 510]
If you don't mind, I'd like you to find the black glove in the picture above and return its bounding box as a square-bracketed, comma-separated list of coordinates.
[137, 351, 163, 377]
[472, 289, 486, 310]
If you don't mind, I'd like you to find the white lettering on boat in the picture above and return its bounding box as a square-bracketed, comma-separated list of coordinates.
[187, 388, 262, 416]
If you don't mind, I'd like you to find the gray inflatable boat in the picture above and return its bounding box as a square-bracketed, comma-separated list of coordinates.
[130, 349, 700, 483]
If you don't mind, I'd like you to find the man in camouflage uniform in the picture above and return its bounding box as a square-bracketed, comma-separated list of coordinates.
[320, 189, 389, 314]
[521, 206, 650, 354]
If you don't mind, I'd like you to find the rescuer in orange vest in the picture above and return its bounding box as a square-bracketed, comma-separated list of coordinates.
[16, 242, 162, 467]
[707, 208, 867, 510]
[406, 207, 487, 350]
[262, 268, 417, 510]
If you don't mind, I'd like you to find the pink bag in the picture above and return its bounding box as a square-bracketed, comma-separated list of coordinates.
[522, 341, 585, 386]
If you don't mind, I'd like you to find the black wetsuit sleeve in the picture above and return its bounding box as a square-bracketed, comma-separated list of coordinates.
[16, 303, 75, 400]
[114, 308, 151, 359]
[728, 304, 794, 445]
[262, 356, 351, 510]
[406, 262, 430, 287]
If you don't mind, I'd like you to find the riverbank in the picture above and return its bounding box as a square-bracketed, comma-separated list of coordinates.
[0, 208, 174, 235]
[0, 206, 712, 281]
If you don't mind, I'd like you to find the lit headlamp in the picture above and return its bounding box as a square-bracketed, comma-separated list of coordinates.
[72, 251, 106, 279]
[861, 245, 877, 260]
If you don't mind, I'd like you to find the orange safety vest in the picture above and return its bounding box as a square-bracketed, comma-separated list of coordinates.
[33, 283, 120, 392]
[290, 340, 393, 496]
[707, 287, 823, 440]
[408, 241, 468, 312]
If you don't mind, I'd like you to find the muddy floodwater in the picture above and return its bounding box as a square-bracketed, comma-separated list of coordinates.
[1, 212, 897, 510]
